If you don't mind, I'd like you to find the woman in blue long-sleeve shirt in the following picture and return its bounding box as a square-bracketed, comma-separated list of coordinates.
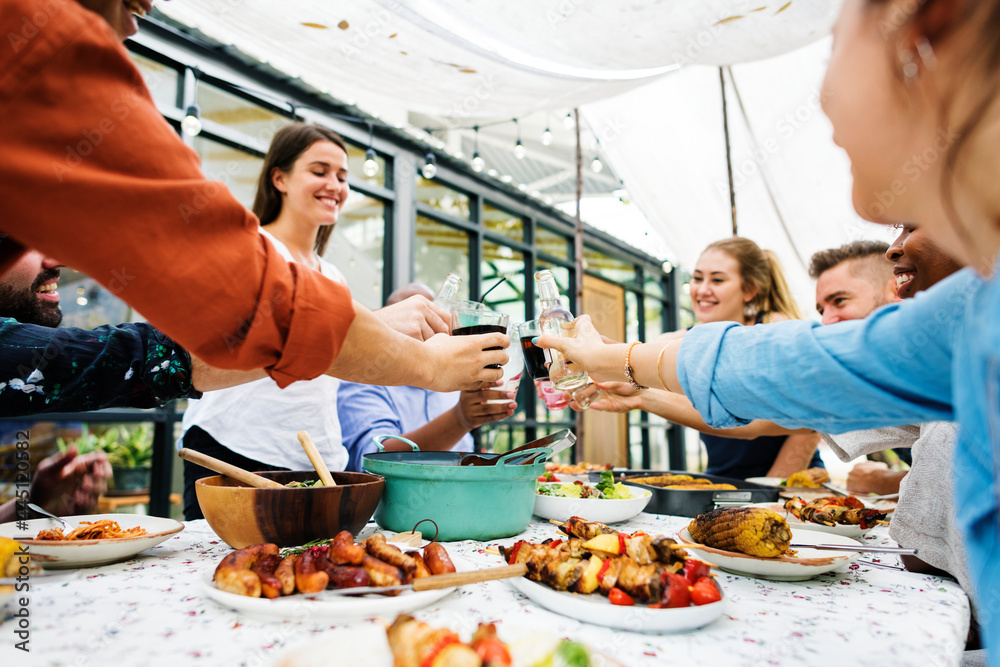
[540, 1, 1000, 662]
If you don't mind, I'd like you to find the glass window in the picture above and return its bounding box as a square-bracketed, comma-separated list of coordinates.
[584, 248, 636, 287]
[678, 270, 696, 330]
[130, 53, 178, 110]
[59, 269, 131, 329]
[416, 178, 470, 219]
[323, 194, 386, 310]
[414, 216, 470, 297]
[625, 291, 640, 344]
[196, 81, 289, 146]
[346, 143, 387, 190]
[536, 225, 569, 260]
[643, 272, 664, 299]
[645, 299, 665, 339]
[481, 242, 526, 323]
[482, 203, 524, 243]
[192, 137, 264, 208]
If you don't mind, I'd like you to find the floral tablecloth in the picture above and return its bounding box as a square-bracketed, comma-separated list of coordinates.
[1, 514, 969, 666]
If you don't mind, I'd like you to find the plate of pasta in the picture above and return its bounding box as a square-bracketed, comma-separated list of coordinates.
[0, 514, 184, 569]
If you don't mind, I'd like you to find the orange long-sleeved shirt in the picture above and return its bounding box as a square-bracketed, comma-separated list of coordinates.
[0, 0, 355, 387]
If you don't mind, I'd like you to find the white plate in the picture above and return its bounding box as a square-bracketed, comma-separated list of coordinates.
[506, 574, 724, 634]
[533, 485, 652, 524]
[676, 527, 859, 581]
[750, 502, 875, 539]
[745, 477, 785, 487]
[0, 515, 184, 569]
[272, 618, 625, 667]
[202, 554, 469, 620]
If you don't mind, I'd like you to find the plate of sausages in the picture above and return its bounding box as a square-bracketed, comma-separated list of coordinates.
[202, 531, 464, 620]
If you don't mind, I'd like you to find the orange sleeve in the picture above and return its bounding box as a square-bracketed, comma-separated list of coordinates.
[0, 0, 355, 386]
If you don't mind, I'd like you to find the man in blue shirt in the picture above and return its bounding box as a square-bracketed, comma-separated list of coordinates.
[338, 284, 516, 472]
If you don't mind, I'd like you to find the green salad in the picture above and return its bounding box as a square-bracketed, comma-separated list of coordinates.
[537, 470, 633, 500]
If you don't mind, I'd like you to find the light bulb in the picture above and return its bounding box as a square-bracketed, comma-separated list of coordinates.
[590, 156, 603, 174]
[514, 140, 525, 159]
[362, 148, 379, 177]
[181, 104, 202, 137]
[541, 128, 553, 146]
[563, 112, 575, 129]
[472, 151, 485, 172]
[421, 153, 438, 179]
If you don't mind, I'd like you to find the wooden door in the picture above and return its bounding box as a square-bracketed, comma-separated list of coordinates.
[581, 274, 628, 466]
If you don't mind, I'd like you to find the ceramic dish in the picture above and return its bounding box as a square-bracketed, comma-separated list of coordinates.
[272, 618, 625, 667]
[0, 515, 184, 569]
[202, 554, 469, 620]
[777, 490, 898, 513]
[744, 477, 785, 487]
[533, 485, 652, 523]
[506, 574, 724, 633]
[676, 527, 860, 581]
[750, 502, 876, 539]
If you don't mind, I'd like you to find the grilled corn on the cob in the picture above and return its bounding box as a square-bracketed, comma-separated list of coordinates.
[688, 507, 792, 558]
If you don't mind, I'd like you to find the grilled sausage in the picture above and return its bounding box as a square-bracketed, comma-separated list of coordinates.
[214, 543, 279, 598]
[328, 530, 365, 565]
[274, 554, 297, 595]
[406, 550, 432, 579]
[325, 565, 370, 590]
[294, 549, 330, 594]
[362, 554, 403, 589]
[423, 542, 456, 575]
[251, 554, 284, 599]
[365, 534, 418, 576]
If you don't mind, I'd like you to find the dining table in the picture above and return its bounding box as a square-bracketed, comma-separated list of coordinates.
[1, 512, 970, 666]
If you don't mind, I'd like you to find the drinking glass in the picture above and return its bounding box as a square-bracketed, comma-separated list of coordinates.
[451, 308, 509, 369]
[486, 322, 523, 404]
[515, 320, 549, 381]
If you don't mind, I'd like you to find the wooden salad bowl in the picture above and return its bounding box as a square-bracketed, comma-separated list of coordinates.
[195, 470, 384, 548]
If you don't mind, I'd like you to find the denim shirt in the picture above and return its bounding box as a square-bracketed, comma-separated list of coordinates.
[678, 268, 997, 661]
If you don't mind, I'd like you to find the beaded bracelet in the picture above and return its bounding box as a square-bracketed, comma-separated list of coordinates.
[624, 341, 647, 391]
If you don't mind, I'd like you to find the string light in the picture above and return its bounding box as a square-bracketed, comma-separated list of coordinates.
[362, 121, 379, 177]
[472, 125, 485, 172]
[421, 152, 438, 179]
[541, 127, 553, 146]
[513, 118, 525, 159]
[563, 112, 575, 129]
[590, 155, 604, 174]
[181, 103, 202, 136]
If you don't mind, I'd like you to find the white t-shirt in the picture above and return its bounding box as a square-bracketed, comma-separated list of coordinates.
[178, 229, 348, 472]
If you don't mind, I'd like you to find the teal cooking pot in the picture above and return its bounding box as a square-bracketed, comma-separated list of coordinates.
[362, 436, 552, 541]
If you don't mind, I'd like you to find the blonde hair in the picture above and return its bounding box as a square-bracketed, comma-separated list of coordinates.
[702, 237, 804, 322]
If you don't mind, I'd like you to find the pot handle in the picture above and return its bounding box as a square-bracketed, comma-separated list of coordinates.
[372, 434, 421, 453]
[497, 446, 553, 466]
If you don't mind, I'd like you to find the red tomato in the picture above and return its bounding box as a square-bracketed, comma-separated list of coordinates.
[683, 558, 711, 586]
[690, 576, 722, 606]
[608, 587, 635, 606]
[662, 572, 691, 608]
[474, 637, 512, 666]
[596, 558, 611, 584]
[506, 541, 523, 565]
[617, 532, 627, 555]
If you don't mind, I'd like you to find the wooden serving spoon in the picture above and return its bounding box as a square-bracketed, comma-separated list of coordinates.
[178, 448, 284, 489]
[297, 430, 336, 487]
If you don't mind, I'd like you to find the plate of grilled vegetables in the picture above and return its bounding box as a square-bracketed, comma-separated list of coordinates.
[534, 471, 652, 524]
[203, 531, 464, 619]
[274, 614, 624, 667]
[499, 516, 725, 633]
[763, 496, 888, 538]
[677, 507, 862, 581]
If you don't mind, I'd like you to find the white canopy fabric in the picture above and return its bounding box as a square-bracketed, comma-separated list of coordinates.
[156, 0, 887, 315]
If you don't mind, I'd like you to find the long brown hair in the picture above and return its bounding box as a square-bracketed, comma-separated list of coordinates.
[703, 237, 804, 322]
[252, 122, 348, 256]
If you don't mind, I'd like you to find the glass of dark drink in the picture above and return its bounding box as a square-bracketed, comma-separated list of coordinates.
[516, 319, 549, 380]
[451, 308, 509, 369]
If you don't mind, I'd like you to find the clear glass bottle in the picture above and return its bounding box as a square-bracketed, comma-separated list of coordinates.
[535, 270, 588, 392]
[434, 273, 462, 308]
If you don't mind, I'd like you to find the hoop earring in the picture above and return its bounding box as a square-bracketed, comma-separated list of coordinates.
[899, 49, 919, 83]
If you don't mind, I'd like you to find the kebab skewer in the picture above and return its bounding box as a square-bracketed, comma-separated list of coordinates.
[784, 496, 888, 529]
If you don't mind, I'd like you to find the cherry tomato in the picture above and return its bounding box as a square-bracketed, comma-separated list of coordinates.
[683, 558, 711, 586]
[662, 572, 691, 608]
[690, 576, 722, 606]
[474, 637, 512, 666]
[608, 587, 635, 606]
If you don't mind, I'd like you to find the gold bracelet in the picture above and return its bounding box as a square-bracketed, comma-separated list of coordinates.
[624, 341, 647, 391]
[655, 340, 676, 392]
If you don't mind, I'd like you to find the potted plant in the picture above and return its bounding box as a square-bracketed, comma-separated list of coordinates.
[58, 424, 154, 495]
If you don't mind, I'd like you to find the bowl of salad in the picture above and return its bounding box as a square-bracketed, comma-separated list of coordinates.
[534, 471, 652, 524]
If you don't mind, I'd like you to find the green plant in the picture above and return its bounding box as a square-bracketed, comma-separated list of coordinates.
[57, 424, 153, 469]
